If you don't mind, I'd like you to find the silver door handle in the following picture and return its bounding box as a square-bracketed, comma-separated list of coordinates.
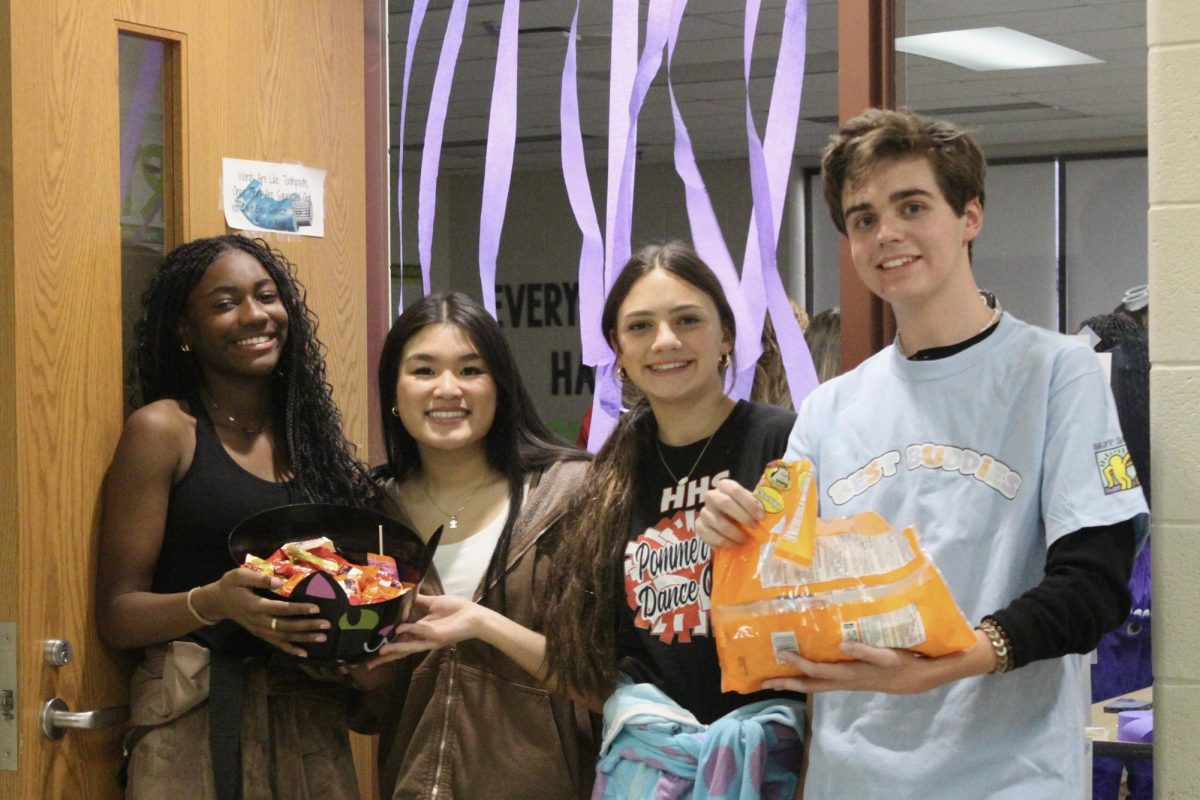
[40, 697, 129, 739]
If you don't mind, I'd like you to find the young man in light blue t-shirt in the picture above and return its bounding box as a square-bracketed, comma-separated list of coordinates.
[697, 109, 1148, 799]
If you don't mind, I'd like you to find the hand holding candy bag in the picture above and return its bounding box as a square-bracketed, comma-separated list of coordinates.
[711, 460, 976, 693]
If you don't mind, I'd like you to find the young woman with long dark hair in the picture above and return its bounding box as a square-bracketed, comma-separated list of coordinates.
[349, 292, 594, 800]
[541, 242, 804, 796]
[97, 235, 375, 799]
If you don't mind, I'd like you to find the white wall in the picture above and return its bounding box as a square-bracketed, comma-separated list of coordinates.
[973, 161, 1059, 330]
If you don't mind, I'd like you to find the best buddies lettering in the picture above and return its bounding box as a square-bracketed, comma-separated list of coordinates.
[826, 443, 1022, 505]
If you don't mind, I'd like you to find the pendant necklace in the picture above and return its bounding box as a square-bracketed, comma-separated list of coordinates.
[654, 411, 731, 486]
[200, 390, 271, 435]
[419, 471, 493, 529]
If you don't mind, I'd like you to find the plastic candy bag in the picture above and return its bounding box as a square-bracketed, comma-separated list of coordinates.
[712, 461, 976, 693]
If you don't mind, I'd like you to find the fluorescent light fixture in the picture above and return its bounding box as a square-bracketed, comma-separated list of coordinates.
[895, 27, 1103, 71]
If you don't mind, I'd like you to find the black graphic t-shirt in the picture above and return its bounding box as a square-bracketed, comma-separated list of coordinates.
[616, 400, 795, 723]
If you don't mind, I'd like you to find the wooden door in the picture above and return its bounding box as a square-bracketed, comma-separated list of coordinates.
[0, 2, 375, 797]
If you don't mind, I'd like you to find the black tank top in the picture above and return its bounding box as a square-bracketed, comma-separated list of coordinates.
[151, 401, 295, 595]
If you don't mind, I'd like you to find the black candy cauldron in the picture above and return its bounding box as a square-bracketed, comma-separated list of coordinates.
[228, 503, 440, 664]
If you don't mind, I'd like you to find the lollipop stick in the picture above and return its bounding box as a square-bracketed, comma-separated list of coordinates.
[378, 524, 384, 555]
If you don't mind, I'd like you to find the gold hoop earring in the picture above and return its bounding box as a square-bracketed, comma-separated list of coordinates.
[390, 406, 400, 417]
[718, 352, 730, 369]
[180, 343, 191, 353]
[617, 366, 629, 382]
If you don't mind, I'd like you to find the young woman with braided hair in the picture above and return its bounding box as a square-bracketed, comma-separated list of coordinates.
[97, 235, 374, 799]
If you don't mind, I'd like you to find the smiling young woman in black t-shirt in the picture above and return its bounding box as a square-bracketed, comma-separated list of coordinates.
[543, 242, 797, 724]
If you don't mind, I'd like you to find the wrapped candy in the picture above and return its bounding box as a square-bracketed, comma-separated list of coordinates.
[241, 536, 410, 606]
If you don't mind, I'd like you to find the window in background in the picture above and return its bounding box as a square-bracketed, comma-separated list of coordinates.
[119, 33, 173, 408]
[1064, 155, 1148, 332]
[890, 0, 1146, 333]
[972, 160, 1058, 331]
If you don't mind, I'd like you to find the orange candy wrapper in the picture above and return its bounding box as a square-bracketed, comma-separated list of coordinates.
[711, 460, 976, 694]
[746, 460, 818, 566]
[241, 536, 408, 606]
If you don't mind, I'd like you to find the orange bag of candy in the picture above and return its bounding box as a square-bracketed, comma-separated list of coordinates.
[241, 536, 409, 606]
[711, 460, 976, 694]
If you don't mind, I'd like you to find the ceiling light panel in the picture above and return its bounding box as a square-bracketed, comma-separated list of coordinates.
[895, 27, 1103, 71]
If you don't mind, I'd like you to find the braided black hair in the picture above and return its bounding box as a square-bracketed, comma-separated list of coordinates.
[131, 234, 375, 506]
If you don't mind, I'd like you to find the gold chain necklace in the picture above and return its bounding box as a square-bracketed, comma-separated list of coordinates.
[200, 391, 271, 435]
[418, 471, 494, 529]
[654, 413, 731, 486]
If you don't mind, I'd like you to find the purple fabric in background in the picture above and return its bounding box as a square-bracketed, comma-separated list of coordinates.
[1117, 710, 1153, 743]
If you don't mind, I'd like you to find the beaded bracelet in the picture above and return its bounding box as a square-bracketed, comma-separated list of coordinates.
[186, 587, 219, 627]
[977, 617, 1014, 674]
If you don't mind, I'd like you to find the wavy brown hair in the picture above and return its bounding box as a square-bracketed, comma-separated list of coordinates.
[805, 307, 841, 384]
[542, 241, 735, 699]
[750, 299, 809, 411]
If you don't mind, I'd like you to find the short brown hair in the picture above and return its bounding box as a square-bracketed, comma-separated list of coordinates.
[821, 108, 986, 235]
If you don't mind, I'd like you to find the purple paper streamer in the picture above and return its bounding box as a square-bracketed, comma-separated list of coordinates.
[663, 0, 757, 394]
[603, 0, 639, 287]
[394, 0, 429, 313]
[574, 0, 814, 449]
[560, 0, 605, 368]
[120, 40, 163, 211]
[587, 0, 684, 451]
[609, 0, 673, 283]
[738, 0, 818, 405]
[732, 0, 769, 399]
[585, 0, 641, 452]
[417, 0, 470, 298]
[477, 0, 520, 317]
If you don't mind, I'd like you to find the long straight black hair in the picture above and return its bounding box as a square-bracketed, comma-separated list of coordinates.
[377, 292, 585, 609]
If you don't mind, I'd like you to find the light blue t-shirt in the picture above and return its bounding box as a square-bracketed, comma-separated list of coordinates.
[788, 313, 1148, 800]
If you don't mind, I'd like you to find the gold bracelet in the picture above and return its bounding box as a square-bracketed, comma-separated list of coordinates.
[186, 587, 219, 627]
[977, 617, 1014, 674]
